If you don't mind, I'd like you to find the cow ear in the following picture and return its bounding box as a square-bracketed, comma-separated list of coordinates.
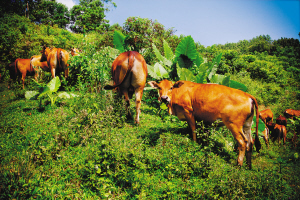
[148, 81, 158, 89]
[173, 81, 185, 88]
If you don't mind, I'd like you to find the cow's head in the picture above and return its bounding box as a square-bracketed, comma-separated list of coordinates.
[71, 47, 80, 56]
[284, 109, 294, 119]
[148, 80, 185, 104]
[40, 46, 50, 62]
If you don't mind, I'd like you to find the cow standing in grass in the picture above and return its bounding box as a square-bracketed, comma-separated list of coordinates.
[149, 80, 261, 169]
[14, 58, 39, 89]
[104, 51, 148, 124]
[41, 46, 70, 78]
[259, 109, 273, 124]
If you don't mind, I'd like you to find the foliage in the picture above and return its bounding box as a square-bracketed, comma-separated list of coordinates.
[123, 16, 177, 52]
[70, 0, 115, 33]
[1, 11, 300, 200]
[1, 83, 300, 199]
[25, 77, 78, 107]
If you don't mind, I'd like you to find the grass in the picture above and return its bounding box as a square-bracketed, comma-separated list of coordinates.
[1, 81, 300, 199]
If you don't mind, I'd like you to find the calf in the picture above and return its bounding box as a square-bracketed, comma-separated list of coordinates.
[15, 58, 39, 89]
[149, 80, 261, 169]
[276, 115, 287, 126]
[284, 109, 300, 119]
[259, 109, 273, 124]
[272, 124, 287, 145]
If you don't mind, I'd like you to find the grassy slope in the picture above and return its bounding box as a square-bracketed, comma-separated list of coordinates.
[0, 81, 300, 199]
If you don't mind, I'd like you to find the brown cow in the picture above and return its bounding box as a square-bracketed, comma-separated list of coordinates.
[272, 124, 287, 145]
[30, 55, 50, 72]
[15, 58, 39, 89]
[284, 109, 300, 119]
[41, 46, 70, 78]
[276, 115, 287, 126]
[71, 47, 80, 56]
[104, 51, 148, 124]
[259, 109, 273, 124]
[148, 80, 261, 169]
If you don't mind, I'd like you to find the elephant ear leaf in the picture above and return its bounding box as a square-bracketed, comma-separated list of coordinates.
[252, 116, 267, 136]
[113, 31, 126, 53]
[163, 39, 174, 61]
[175, 35, 198, 61]
[25, 91, 39, 100]
[229, 80, 248, 92]
[47, 76, 61, 93]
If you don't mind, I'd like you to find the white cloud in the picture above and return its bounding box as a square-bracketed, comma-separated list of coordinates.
[56, 0, 76, 10]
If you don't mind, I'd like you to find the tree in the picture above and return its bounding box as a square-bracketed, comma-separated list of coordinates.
[123, 17, 178, 52]
[70, 0, 116, 33]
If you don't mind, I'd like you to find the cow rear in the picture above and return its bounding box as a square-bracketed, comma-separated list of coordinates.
[104, 51, 148, 124]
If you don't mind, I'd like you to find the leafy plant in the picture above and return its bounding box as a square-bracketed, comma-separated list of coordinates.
[25, 77, 78, 107]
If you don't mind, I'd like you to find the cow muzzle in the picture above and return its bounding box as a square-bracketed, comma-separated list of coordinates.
[160, 95, 170, 104]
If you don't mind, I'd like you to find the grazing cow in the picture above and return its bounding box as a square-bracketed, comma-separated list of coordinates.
[276, 115, 287, 126]
[272, 124, 287, 145]
[259, 109, 273, 124]
[104, 51, 148, 124]
[71, 47, 80, 56]
[284, 109, 300, 119]
[41, 46, 70, 78]
[266, 122, 276, 133]
[15, 58, 39, 89]
[30, 55, 50, 72]
[148, 80, 261, 169]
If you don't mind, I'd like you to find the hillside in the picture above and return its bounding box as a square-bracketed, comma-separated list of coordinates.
[0, 14, 300, 199]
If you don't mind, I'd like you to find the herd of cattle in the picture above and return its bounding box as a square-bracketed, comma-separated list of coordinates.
[259, 108, 300, 146]
[104, 51, 300, 169]
[7, 46, 80, 89]
[5, 49, 300, 169]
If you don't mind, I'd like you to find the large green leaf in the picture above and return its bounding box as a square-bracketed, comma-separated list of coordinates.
[152, 43, 172, 68]
[175, 36, 198, 61]
[152, 43, 164, 63]
[25, 91, 39, 100]
[195, 72, 206, 84]
[252, 116, 267, 136]
[210, 74, 230, 86]
[207, 53, 223, 80]
[113, 31, 126, 53]
[57, 92, 79, 99]
[163, 40, 174, 61]
[47, 76, 61, 93]
[229, 80, 248, 92]
[177, 66, 196, 82]
[154, 63, 169, 79]
[147, 64, 159, 79]
[177, 55, 194, 69]
[195, 54, 204, 67]
[147, 63, 169, 80]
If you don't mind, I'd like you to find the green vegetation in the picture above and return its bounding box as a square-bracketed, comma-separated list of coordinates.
[1, 7, 300, 199]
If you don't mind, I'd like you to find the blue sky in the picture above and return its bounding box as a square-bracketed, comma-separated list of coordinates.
[59, 0, 300, 47]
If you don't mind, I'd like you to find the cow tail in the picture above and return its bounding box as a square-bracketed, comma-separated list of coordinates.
[57, 48, 61, 70]
[14, 59, 18, 75]
[251, 95, 261, 152]
[104, 51, 135, 90]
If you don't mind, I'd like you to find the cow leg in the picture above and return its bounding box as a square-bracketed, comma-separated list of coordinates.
[122, 90, 132, 120]
[134, 87, 144, 124]
[21, 73, 26, 89]
[64, 68, 69, 79]
[51, 67, 56, 78]
[226, 123, 248, 168]
[243, 116, 254, 169]
[34, 70, 39, 82]
[183, 110, 197, 142]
